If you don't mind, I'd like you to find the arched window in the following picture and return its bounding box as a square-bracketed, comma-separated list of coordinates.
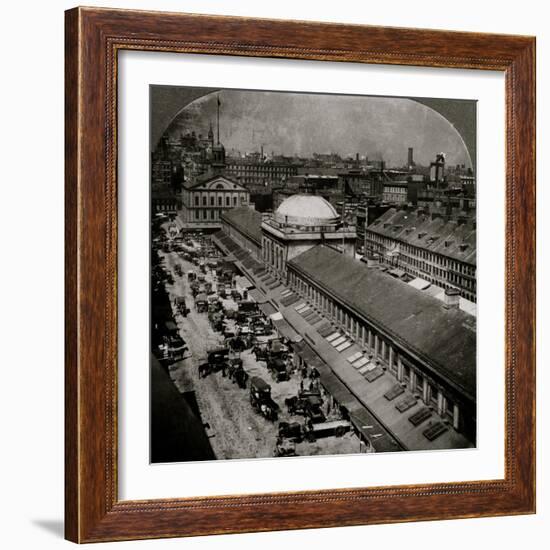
[218, 196, 222, 206]
[226, 196, 230, 206]
[210, 196, 214, 206]
[194, 196, 199, 206]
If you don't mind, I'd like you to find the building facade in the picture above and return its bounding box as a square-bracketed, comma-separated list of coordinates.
[287, 245, 476, 443]
[382, 181, 409, 204]
[364, 206, 477, 302]
[261, 194, 356, 279]
[180, 174, 251, 230]
[225, 159, 298, 190]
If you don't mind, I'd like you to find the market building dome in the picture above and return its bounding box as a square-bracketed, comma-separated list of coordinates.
[274, 194, 340, 227]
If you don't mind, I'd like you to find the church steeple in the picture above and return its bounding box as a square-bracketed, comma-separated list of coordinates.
[208, 121, 214, 145]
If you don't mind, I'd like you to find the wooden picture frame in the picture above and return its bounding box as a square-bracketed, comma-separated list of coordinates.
[65, 6, 536, 543]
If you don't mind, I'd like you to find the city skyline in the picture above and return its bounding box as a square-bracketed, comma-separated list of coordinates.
[165, 89, 474, 169]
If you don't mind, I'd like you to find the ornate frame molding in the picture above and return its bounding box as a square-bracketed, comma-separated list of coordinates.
[65, 7, 535, 543]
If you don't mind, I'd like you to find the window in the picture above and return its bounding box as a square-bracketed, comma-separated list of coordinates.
[210, 196, 214, 206]
[218, 196, 222, 206]
[226, 196, 230, 207]
[233, 196, 237, 206]
[194, 196, 199, 206]
[202, 196, 206, 206]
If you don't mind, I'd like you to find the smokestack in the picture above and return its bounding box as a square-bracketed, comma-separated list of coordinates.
[443, 288, 460, 310]
[408, 147, 414, 167]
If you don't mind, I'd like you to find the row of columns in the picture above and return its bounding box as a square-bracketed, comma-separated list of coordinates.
[289, 271, 461, 432]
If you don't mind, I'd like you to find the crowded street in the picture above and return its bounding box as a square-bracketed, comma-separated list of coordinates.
[154, 225, 360, 460]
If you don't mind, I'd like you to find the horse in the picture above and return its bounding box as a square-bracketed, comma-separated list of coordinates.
[198, 362, 211, 378]
[285, 396, 298, 415]
[234, 368, 249, 389]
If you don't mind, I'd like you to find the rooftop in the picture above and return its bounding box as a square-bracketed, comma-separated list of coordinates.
[366, 207, 477, 265]
[275, 194, 340, 227]
[185, 173, 243, 190]
[288, 245, 476, 400]
[220, 207, 263, 245]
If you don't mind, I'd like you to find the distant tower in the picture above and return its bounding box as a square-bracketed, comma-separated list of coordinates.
[216, 95, 221, 145]
[208, 121, 214, 145]
[408, 147, 415, 168]
[430, 153, 446, 187]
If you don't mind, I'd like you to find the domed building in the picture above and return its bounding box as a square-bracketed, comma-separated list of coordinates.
[261, 194, 356, 279]
[273, 195, 340, 227]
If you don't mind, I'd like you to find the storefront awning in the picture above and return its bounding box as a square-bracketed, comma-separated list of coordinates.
[388, 268, 406, 278]
[259, 302, 277, 317]
[235, 275, 254, 290]
[248, 287, 266, 303]
[408, 277, 431, 290]
[272, 317, 301, 342]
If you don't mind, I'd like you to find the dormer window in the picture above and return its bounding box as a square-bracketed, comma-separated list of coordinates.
[418, 231, 427, 239]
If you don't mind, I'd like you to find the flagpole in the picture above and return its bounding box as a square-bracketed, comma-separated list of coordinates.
[216, 95, 220, 145]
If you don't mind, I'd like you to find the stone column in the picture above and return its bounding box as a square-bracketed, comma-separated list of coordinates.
[409, 370, 416, 391]
[397, 355, 403, 381]
[437, 391, 444, 415]
[422, 378, 429, 404]
[388, 346, 394, 371]
[453, 404, 460, 430]
[373, 334, 378, 359]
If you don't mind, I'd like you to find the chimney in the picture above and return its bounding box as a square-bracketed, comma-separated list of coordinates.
[443, 288, 460, 310]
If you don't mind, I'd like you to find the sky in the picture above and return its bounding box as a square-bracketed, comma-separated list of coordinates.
[166, 88, 472, 168]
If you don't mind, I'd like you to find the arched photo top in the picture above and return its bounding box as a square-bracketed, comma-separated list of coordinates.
[151, 85, 475, 172]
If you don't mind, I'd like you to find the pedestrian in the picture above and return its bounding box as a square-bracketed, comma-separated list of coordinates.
[299, 379, 304, 392]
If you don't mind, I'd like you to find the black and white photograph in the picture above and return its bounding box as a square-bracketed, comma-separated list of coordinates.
[150, 86, 477, 463]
